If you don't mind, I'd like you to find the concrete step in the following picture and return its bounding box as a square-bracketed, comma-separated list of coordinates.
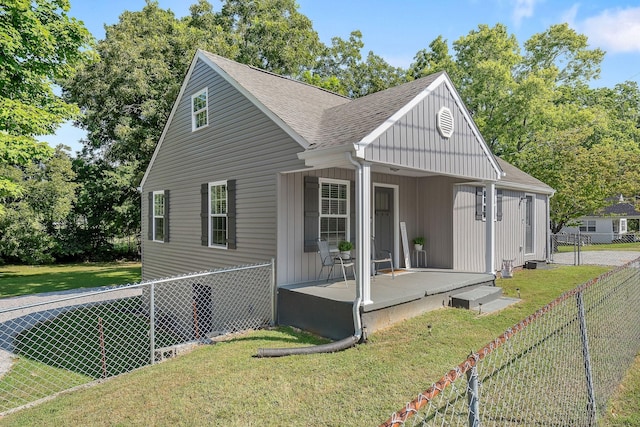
[451, 285, 502, 310]
[478, 297, 519, 314]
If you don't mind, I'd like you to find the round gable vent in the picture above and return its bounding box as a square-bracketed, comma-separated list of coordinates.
[437, 107, 454, 138]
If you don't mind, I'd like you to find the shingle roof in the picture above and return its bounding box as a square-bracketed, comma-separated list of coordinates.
[200, 51, 350, 146]
[601, 202, 640, 216]
[201, 51, 444, 149]
[313, 73, 444, 149]
[496, 157, 554, 193]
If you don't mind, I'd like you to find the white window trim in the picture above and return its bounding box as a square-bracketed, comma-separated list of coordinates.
[620, 218, 627, 234]
[152, 190, 165, 242]
[209, 180, 228, 249]
[525, 193, 536, 255]
[318, 178, 350, 246]
[191, 87, 209, 132]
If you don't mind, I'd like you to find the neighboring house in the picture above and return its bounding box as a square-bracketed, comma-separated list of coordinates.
[140, 49, 554, 308]
[561, 198, 640, 243]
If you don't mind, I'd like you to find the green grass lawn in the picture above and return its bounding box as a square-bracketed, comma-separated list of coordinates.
[3, 264, 637, 426]
[0, 262, 141, 298]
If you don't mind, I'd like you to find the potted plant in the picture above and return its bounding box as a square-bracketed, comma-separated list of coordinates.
[413, 237, 424, 251]
[338, 240, 353, 259]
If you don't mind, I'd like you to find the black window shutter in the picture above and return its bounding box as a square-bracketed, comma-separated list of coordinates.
[496, 189, 503, 221]
[164, 190, 170, 242]
[148, 192, 153, 240]
[201, 183, 208, 246]
[227, 179, 236, 249]
[304, 176, 319, 252]
[475, 187, 483, 220]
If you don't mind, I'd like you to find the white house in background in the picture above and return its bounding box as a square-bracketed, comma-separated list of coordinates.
[561, 197, 640, 243]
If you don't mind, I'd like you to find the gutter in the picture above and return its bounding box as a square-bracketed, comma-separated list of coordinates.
[254, 152, 364, 357]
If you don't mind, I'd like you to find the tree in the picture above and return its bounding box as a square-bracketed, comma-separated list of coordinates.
[218, 0, 323, 76]
[0, 146, 77, 263]
[408, 23, 638, 231]
[302, 30, 407, 98]
[0, 0, 92, 210]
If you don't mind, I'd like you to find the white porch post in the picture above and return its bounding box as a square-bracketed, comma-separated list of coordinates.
[356, 161, 373, 305]
[485, 182, 496, 274]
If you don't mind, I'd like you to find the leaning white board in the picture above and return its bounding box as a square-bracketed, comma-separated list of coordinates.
[400, 221, 411, 268]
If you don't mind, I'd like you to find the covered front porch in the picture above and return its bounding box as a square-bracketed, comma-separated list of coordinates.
[277, 269, 495, 340]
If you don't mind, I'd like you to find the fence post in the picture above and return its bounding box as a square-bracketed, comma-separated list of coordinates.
[150, 282, 155, 365]
[270, 258, 276, 326]
[466, 362, 480, 427]
[576, 291, 596, 425]
[577, 229, 581, 266]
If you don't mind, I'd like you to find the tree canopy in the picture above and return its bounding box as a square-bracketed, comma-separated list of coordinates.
[0, 0, 92, 210]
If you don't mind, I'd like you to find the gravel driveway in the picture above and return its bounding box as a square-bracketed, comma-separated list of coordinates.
[551, 250, 640, 266]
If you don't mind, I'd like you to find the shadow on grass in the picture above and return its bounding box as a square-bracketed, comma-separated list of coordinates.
[13, 298, 177, 380]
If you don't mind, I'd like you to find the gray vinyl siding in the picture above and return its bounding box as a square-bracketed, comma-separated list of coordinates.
[416, 176, 457, 269]
[364, 83, 498, 181]
[453, 186, 549, 272]
[453, 185, 485, 272]
[142, 58, 306, 280]
[278, 170, 421, 284]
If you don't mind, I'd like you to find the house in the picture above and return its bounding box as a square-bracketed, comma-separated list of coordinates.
[561, 197, 640, 243]
[140, 50, 554, 338]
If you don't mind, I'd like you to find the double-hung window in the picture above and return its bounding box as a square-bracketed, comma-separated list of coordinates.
[209, 181, 228, 247]
[319, 179, 349, 246]
[191, 88, 208, 131]
[579, 220, 596, 232]
[148, 190, 169, 242]
[153, 191, 165, 241]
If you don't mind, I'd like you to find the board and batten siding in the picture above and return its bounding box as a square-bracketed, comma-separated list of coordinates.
[142, 58, 306, 280]
[364, 83, 497, 182]
[277, 170, 429, 284]
[416, 176, 459, 269]
[453, 186, 549, 272]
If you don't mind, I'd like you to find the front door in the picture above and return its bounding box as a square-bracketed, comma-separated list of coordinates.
[374, 186, 394, 253]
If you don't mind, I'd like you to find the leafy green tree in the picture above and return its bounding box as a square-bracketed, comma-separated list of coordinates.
[302, 30, 406, 98]
[219, 0, 322, 76]
[0, 146, 77, 264]
[0, 0, 92, 211]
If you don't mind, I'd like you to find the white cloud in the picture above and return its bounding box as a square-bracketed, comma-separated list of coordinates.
[578, 7, 640, 53]
[512, 0, 540, 26]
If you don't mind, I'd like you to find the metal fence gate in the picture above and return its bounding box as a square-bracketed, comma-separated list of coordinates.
[0, 261, 274, 414]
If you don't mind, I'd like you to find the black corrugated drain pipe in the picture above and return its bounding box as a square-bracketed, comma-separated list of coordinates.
[255, 334, 360, 358]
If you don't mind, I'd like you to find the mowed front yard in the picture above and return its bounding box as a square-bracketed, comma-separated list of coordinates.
[0, 263, 141, 298]
[0, 263, 638, 426]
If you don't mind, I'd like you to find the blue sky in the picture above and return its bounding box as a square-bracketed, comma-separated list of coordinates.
[43, 0, 640, 153]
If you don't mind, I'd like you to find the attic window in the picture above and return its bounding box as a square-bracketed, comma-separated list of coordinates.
[437, 107, 454, 138]
[191, 88, 208, 131]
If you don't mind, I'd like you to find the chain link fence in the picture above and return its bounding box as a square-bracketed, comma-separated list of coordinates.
[550, 232, 640, 266]
[0, 261, 274, 415]
[382, 256, 640, 426]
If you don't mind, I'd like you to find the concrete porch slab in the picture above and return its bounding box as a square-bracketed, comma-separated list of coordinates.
[277, 269, 496, 340]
